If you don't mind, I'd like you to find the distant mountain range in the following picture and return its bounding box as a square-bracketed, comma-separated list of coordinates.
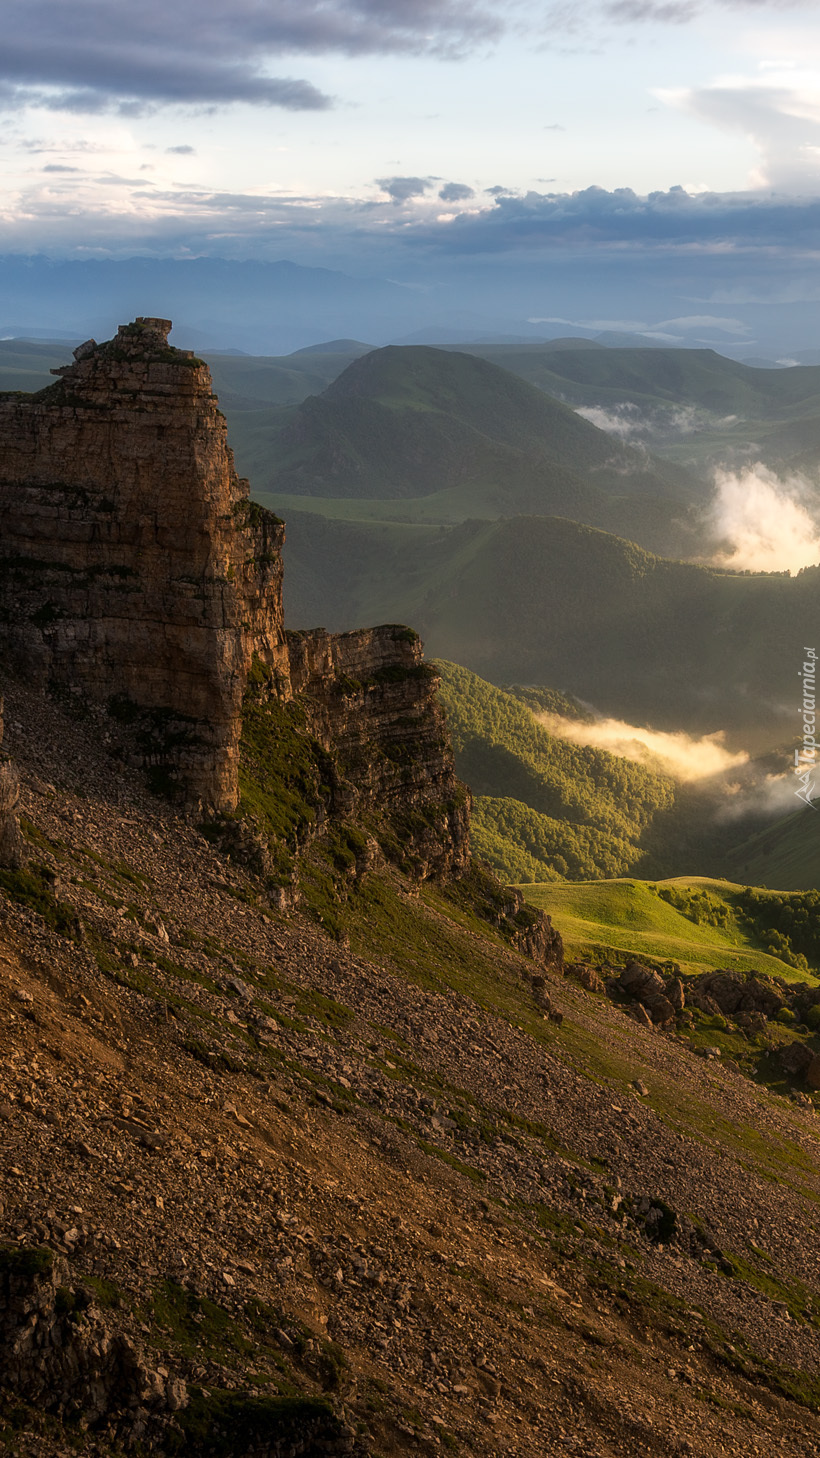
[213, 338, 820, 482]
[10, 330, 820, 480]
[0, 254, 808, 359]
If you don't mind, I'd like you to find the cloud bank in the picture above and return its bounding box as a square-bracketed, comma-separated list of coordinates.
[3, 0, 819, 119]
[705, 464, 820, 573]
[0, 0, 505, 115]
[419, 183, 820, 253]
[9, 175, 820, 263]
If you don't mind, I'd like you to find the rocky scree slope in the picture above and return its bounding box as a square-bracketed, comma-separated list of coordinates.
[5, 680, 820, 1458]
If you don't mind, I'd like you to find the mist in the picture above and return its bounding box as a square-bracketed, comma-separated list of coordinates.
[575, 400, 740, 445]
[575, 403, 644, 439]
[704, 464, 820, 573]
[536, 712, 748, 781]
[536, 708, 806, 827]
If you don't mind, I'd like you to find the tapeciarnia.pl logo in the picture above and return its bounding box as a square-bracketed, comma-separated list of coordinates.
[795, 647, 817, 808]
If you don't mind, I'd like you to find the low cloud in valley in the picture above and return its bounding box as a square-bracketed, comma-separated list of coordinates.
[704, 464, 820, 574]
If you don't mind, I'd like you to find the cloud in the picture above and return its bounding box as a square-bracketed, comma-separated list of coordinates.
[604, 0, 698, 20]
[536, 710, 748, 781]
[664, 82, 820, 191]
[376, 175, 433, 204]
[545, 0, 817, 34]
[438, 181, 475, 202]
[408, 183, 820, 254]
[166, 144, 195, 155]
[528, 309, 750, 337]
[703, 464, 820, 573]
[0, 0, 505, 116]
[0, 75, 328, 117]
[9, 170, 820, 298]
[41, 163, 80, 172]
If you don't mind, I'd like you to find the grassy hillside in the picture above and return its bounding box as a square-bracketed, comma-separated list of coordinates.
[0, 337, 80, 392]
[434, 661, 799, 888]
[466, 344, 820, 415]
[278, 510, 815, 746]
[463, 343, 820, 475]
[12, 334, 820, 480]
[411, 517, 815, 741]
[522, 876, 819, 979]
[14, 332, 820, 484]
[206, 346, 368, 409]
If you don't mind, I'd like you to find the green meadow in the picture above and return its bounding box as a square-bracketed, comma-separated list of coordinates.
[521, 876, 820, 982]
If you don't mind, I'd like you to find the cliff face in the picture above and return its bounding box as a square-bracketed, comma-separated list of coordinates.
[288, 626, 470, 879]
[0, 318, 470, 880]
[0, 318, 288, 812]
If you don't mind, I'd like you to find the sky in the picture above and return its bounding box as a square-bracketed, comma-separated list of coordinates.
[4, 0, 820, 351]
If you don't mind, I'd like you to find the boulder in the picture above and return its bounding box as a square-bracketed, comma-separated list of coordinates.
[0, 1245, 187, 1425]
[644, 995, 677, 1028]
[688, 990, 722, 1017]
[805, 1055, 820, 1090]
[666, 977, 685, 1013]
[779, 1041, 814, 1078]
[694, 970, 785, 1019]
[629, 1004, 653, 1029]
[566, 962, 604, 994]
[531, 976, 553, 1014]
[736, 1011, 767, 1035]
[619, 961, 667, 1002]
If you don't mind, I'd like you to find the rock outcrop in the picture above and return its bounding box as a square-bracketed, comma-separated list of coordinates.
[618, 960, 678, 1027]
[0, 1244, 358, 1455]
[689, 970, 785, 1019]
[0, 319, 472, 867]
[0, 318, 289, 812]
[287, 626, 470, 879]
[0, 1244, 187, 1428]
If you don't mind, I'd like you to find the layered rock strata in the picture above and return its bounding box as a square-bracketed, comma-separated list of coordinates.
[0, 318, 288, 811]
[288, 626, 471, 879]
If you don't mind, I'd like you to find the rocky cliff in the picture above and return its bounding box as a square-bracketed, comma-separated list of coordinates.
[0, 318, 470, 880]
[0, 318, 288, 812]
[287, 626, 469, 880]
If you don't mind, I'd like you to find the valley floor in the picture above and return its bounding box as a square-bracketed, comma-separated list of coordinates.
[3, 685, 820, 1457]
